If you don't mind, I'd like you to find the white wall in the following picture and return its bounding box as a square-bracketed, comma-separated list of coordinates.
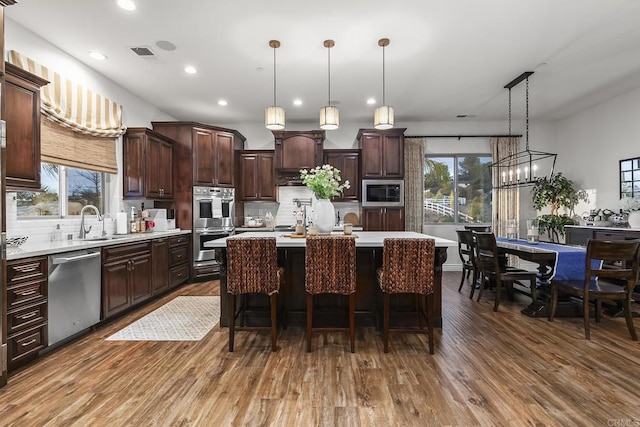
[550, 86, 640, 211]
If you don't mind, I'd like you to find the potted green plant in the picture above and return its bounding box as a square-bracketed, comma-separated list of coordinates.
[531, 172, 588, 242]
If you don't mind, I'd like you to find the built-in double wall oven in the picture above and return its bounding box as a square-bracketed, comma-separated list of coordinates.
[193, 186, 235, 278]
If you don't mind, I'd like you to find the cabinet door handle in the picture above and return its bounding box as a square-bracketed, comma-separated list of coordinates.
[20, 290, 37, 296]
[177, 272, 183, 277]
[20, 311, 38, 320]
[14, 264, 39, 273]
[21, 339, 37, 347]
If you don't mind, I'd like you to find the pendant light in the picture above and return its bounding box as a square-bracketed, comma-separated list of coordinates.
[319, 39, 339, 130]
[374, 38, 394, 130]
[265, 40, 285, 130]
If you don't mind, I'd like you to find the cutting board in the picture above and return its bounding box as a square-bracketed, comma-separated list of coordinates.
[343, 212, 359, 225]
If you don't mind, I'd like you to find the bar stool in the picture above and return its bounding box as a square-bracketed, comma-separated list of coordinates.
[227, 237, 283, 352]
[305, 235, 357, 353]
[376, 238, 436, 354]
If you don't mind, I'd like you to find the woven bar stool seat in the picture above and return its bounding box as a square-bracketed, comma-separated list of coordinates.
[227, 237, 283, 352]
[305, 235, 357, 353]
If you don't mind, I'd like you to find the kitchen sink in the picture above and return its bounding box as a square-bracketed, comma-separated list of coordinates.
[83, 234, 132, 241]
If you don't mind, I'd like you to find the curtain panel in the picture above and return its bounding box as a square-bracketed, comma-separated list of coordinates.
[491, 137, 520, 237]
[404, 137, 426, 233]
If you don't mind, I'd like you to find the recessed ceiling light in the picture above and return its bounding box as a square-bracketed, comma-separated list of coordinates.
[184, 65, 197, 74]
[89, 51, 107, 60]
[116, 0, 136, 11]
[366, 98, 376, 105]
[293, 99, 303, 106]
[218, 100, 228, 106]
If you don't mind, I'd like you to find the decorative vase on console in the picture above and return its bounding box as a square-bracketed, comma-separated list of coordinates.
[300, 164, 351, 235]
[619, 196, 640, 229]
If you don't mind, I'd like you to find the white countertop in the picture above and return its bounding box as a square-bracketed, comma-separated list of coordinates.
[7, 229, 191, 260]
[565, 225, 640, 232]
[205, 231, 456, 248]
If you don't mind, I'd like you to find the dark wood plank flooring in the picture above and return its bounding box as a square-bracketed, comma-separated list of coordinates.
[1, 272, 639, 426]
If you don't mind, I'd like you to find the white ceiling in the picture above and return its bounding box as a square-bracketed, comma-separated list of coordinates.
[6, 0, 640, 126]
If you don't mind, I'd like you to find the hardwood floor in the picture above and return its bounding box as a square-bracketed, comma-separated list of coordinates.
[1, 272, 639, 426]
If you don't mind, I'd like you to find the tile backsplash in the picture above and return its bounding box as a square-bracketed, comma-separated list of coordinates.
[243, 186, 362, 227]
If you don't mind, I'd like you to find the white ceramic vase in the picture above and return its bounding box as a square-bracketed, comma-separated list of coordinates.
[312, 198, 335, 234]
[628, 210, 640, 228]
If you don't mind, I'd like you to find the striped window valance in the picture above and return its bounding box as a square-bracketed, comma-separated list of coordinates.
[8, 50, 127, 138]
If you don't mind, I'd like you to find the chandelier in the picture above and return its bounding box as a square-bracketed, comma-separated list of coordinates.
[491, 71, 557, 189]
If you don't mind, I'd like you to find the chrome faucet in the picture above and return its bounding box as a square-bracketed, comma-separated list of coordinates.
[293, 198, 313, 235]
[79, 204, 103, 239]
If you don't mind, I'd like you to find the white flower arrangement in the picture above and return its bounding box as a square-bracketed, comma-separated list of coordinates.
[618, 196, 640, 212]
[299, 165, 350, 199]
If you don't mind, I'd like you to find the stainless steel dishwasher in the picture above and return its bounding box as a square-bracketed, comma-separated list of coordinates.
[48, 249, 102, 347]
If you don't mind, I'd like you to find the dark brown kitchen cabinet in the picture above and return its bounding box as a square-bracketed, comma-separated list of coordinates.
[6, 256, 48, 370]
[123, 128, 174, 199]
[363, 207, 404, 231]
[151, 238, 170, 294]
[102, 242, 152, 320]
[152, 121, 246, 230]
[239, 151, 276, 201]
[3, 62, 49, 191]
[357, 128, 406, 179]
[193, 127, 237, 186]
[169, 235, 190, 288]
[323, 150, 360, 201]
[273, 130, 324, 172]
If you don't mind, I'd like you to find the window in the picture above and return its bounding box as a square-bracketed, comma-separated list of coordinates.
[424, 155, 492, 224]
[16, 162, 106, 218]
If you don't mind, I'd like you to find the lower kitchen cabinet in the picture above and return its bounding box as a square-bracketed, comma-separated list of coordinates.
[151, 238, 170, 294]
[102, 241, 152, 320]
[169, 235, 190, 288]
[363, 207, 404, 231]
[6, 256, 48, 370]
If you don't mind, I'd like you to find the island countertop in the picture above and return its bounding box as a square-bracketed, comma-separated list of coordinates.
[205, 231, 456, 248]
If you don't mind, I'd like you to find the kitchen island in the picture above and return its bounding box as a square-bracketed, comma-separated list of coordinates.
[206, 231, 454, 329]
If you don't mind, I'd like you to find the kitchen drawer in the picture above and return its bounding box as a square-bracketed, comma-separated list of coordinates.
[8, 324, 48, 368]
[169, 245, 188, 266]
[170, 235, 189, 247]
[594, 230, 627, 240]
[7, 279, 47, 310]
[8, 301, 47, 335]
[170, 264, 190, 287]
[103, 241, 151, 264]
[7, 257, 47, 284]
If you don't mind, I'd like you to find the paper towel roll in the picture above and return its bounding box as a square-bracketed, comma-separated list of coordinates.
[116, 212, 128, 235]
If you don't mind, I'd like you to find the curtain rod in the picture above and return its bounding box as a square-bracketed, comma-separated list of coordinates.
[406, 134, 522, 138]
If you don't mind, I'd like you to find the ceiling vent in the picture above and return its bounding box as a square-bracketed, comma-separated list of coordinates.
[129, 46, 162, 63]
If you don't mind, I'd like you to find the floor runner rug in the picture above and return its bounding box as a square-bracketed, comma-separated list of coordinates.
[106, 296, 220, 341]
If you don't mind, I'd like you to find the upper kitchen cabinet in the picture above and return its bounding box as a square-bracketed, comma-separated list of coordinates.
[123, 128, 174, 200]
[273, 130, 324, 173]
[323, 150, 360, 201]
[238, 151, 276, 201]
[357, 128, 406, 179]
[3, 62, 49, 191]
[193, 127, 240, 186]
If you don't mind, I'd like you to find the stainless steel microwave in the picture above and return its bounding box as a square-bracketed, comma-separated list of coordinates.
[361, 179, 404, 207]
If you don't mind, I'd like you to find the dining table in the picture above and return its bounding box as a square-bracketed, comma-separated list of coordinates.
[495, 238, 592, 317]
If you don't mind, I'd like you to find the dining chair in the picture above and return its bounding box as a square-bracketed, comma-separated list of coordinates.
[305, 235, 357, 353]
[456, 229, 478, 298]
[227, 237, 284, 352]
[473, 232, 538, 312]
[376, 238, 436, 354]
[548, 238, 640, 340]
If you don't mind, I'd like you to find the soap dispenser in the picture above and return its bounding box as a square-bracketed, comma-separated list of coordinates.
[51, 224, 63, 242]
